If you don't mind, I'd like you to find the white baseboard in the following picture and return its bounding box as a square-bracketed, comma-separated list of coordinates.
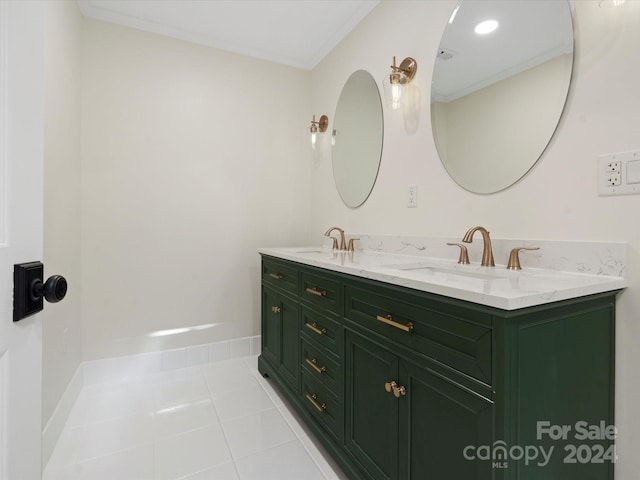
[42, 335, 261, 468]
[82, 335, 261, 385]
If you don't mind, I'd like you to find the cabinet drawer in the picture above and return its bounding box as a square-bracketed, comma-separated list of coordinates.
[301, 371, 341, 441]
[300, 270, 341, 316]
[262, 257, 298, 295]
[301, 338, 341, 394]
[300, 306, 341, 355]
[344, 284, 492, 385]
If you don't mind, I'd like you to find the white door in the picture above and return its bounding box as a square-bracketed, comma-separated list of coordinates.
[0, 2, 46, 479]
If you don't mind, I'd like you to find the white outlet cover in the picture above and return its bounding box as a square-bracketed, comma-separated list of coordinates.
[598, 151, 640, 196]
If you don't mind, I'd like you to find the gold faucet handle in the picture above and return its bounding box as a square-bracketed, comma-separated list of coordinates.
[347, 238, 359, 252]
[447, 243, 470, 265]
[507, 247, 540, 270]
[327, 237, 339, 250]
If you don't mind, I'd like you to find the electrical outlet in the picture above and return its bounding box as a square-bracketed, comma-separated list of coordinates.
[606, 161, 621, 172]
[407, 185, 417, 208]
[606, 173, 621, 186]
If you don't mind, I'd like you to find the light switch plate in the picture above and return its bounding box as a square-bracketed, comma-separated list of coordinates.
[598, 150, 640, 196]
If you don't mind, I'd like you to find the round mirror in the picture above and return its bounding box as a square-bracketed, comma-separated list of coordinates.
[431, 0, 574, 194]
[332, 70, 384, 207]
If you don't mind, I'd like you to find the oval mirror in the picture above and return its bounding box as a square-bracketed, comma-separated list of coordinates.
[431, 0, 574, 194]
[332, 70, 384, 207]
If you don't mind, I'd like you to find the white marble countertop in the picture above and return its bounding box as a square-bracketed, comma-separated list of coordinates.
[258, 246, 627, 310]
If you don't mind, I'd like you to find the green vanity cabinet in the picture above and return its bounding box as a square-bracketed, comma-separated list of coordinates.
[257, 254, 618, 480]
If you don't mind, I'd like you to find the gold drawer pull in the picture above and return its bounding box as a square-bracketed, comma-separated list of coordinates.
[305, 322, 327, 335]
[305, 393, 326, 412]
[305, 357, 327, 375]
[271, 306, 281, 314]
[269, 272, 284, 280]
[305, 287, 327, 297]
[376, 314, 413, 333]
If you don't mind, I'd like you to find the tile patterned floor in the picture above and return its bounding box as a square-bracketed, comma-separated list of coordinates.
[44, 355, 347, 480]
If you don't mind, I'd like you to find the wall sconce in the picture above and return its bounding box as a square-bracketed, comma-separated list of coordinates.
[384, 56, 417, 110]
[310, 114, 328, 149]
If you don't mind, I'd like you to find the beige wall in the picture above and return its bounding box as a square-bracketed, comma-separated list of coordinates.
[43, 0, 82, 426]
[310, 1, 640, 477]
[79, 19, 312, 361]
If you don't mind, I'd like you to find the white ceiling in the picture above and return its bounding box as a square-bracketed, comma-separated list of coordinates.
[77, 0, 381, 70]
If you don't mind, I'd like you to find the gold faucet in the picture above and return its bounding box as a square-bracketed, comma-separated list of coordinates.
[325, 227, 346, 251]
[462, 226, 495, 267]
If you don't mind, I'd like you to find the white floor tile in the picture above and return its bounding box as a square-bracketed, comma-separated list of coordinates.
[259, 379, 286, 407]
[154, 374, 210, 410]
[234, 439, 326, 480]
[300, 434, 350, 480]
[74, 444, 154, 480]
[277, 403, 313, 438]
[212, 383, 274, 421]
[202, 362, 259, 394]
[75, 413, 154, 462]
[222, 407, 296, 460]
[154, 425, 232, 480]
[154, 398, 219, 440]
[181, 461, 239, 479]
[45, 353, 345, 480]
[66, 381, 155, 426]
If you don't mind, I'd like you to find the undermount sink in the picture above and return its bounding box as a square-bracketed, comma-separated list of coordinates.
[385, 262, 510, 280]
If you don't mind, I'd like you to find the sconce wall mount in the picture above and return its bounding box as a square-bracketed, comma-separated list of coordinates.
[310, 114, 329, 149]
[390, 56, 417, 85]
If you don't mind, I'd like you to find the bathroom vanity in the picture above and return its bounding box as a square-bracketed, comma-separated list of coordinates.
[257, 245, 625, 480]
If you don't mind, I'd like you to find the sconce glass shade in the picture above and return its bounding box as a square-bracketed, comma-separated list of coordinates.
[383, 56, 417, 110]
[385, 75, 403, 110]
[310, 114, 328, 149]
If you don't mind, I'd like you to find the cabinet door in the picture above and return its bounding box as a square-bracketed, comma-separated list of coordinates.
[279, 292, 299, 392]
[345, 330, 400, 480]
[399, 360, 493, 480]
[261, 286, 280, 368]
[261, 286, 299, 392]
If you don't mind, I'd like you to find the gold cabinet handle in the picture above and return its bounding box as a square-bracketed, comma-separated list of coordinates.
[305, 393, 326, 412]
[305, 322, 327, 335]
[376, 314, 413, 333]
[271, 306, 281, 314]
[305, 357, 327, 375]
[269, 272, 284, 280]
[305, 287, 327, 297]
[384, 380, 406, 398]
